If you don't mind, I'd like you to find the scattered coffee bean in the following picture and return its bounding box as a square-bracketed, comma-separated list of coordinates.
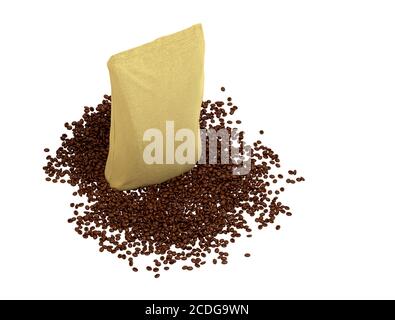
[42, 89, 304, 277]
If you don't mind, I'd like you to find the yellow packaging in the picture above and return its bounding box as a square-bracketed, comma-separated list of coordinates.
[105, 24, 204, 190]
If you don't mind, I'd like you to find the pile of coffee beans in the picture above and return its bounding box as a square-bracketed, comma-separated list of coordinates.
[43, 88, 304, 278]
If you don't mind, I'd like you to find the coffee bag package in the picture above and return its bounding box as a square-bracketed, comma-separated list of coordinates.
[105, 24, 204, 190]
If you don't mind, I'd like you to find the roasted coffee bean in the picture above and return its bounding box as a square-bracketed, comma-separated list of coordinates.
[43, 90, 303, 277]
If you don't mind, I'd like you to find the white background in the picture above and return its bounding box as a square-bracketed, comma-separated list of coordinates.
[0, 0, 394, 300]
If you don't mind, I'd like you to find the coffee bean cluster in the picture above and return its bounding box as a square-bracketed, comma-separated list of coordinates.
[43, 88, 304, 278]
